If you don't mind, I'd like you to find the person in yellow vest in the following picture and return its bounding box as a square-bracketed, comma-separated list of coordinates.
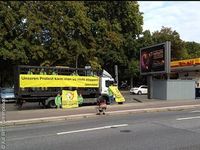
[40, 68, 47, 75]
[40, 69, 47, 90]
[27, 69, 33, 75]
[55, 93, 62, 109]
[51, 69, 57, 91]
[52, 69, 58, 75]
[25, 69, 34, 92]
[108, 87, 114, 104]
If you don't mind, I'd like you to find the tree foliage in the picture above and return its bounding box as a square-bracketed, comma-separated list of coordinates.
[185, 41, 200, 58]
[151, 26, 188, 60]
[1, 1, 200, 87]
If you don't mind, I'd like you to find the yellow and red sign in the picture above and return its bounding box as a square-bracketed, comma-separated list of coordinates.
[171, 58, 200, 68]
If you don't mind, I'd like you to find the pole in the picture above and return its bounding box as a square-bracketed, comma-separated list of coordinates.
[114, 65, 118, 87]
[147, 75, 153, 99]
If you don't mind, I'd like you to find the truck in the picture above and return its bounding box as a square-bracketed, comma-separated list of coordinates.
[14, 65, 115, 108]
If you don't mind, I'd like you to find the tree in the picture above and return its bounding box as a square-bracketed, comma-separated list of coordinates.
[185, 41, 200, 58]
[85, 1, 143, 84]
[152, 26, 188, 60]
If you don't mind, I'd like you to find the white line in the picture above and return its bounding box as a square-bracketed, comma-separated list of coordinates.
[176, 116, 200, 121]
[191, 110, 200, 113]
[57, 124, 128, 135]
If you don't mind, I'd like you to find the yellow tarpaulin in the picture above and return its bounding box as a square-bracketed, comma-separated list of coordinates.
[19, 74, 99, 88]
[109, 86, 125, 103]
[62, 90, 78, 109]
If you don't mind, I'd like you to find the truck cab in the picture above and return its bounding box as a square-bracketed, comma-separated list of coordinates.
[99, 70, 115, 104]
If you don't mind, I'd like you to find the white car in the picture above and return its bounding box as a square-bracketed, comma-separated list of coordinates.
[130, 85, 148, 95]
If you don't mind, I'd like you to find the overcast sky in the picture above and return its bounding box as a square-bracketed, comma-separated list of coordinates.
[138, 1, 200, 43]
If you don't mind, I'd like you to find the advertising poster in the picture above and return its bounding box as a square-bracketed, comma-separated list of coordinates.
[62, 90, 78, 109]
[140, 42, 171, 75]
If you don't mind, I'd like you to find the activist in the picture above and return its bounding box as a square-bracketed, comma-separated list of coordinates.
[26, 69, 35, 92]
[52, 69, 58, 75]
[27, 69, 33, 75]
[108, 86, 114, 104]
[40, 69, 47, 90]
[78, 93, 84, 106]
[96, 96, 107, 115]
[55, 93, 62, 109]
[40, 68, 47, 75]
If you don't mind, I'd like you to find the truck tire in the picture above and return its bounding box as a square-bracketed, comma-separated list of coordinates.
[137, 91, 142, 95]
[46, 97, 57, 108]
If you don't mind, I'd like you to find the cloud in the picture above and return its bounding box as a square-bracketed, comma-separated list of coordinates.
[138, 1, 200, 43]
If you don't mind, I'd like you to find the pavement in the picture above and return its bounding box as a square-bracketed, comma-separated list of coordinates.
[1, 93, 200, 126]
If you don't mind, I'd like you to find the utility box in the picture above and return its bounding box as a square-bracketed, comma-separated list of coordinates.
[152, 79, 195, 100]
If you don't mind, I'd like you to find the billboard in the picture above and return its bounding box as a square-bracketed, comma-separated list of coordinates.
[140, 41, 171, 75]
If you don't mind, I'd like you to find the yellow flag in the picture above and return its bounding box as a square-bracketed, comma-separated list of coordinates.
[109, 86, 125, 103]
[62, 90, 78, 108]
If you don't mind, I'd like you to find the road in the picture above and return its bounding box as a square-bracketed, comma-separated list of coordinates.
[6, 109, 200, 150]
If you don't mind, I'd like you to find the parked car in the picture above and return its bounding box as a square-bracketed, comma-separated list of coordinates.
[130, 85, 148, 95]
[0, 87, 16, 103]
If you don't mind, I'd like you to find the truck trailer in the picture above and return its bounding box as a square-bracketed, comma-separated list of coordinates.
[14, 65, 115, 108]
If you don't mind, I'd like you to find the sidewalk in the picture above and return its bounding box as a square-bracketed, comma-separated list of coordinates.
[1, 99, 200, 126]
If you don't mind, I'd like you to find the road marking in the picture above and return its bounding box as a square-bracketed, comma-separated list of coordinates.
[7, 133, 55, 142]
[176, 116, 200, 121]
[191, 110, 200, 113]
[57, 124, 128, 135]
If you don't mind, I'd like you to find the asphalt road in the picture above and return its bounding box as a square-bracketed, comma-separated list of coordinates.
[6, 109, 200, 150]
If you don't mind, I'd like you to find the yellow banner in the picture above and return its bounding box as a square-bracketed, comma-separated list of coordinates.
[62, 90, 78, 109]
[19, 74, 99, 88]
[109, 86, 125, 103]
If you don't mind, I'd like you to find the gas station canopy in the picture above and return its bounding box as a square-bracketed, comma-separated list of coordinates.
[171, 58, 200, 72]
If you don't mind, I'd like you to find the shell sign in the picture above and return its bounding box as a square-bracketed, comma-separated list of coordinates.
[171, 58, 200, 68]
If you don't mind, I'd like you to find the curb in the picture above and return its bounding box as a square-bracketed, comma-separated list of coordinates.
[2, 104, 200, 126]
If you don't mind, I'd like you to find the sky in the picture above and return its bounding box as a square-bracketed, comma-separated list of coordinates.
[138, 1, 200, 43]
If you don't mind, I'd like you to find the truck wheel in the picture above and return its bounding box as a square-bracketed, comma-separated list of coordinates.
[47, 99, 56, 108]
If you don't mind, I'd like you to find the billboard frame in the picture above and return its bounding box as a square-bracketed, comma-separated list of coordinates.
[140, 41, 171, 75]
